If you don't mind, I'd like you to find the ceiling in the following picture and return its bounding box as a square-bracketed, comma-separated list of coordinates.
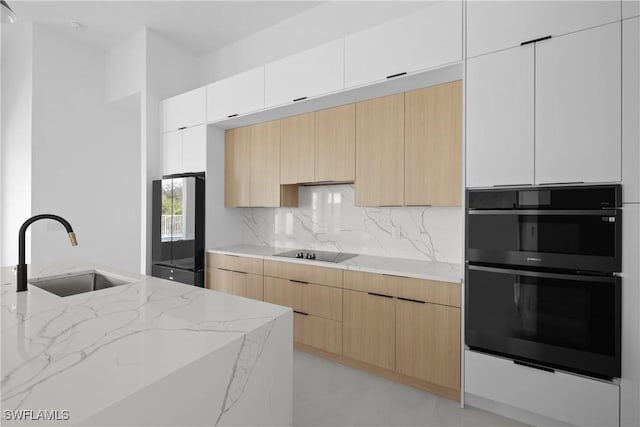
[9, 1, 325, 55]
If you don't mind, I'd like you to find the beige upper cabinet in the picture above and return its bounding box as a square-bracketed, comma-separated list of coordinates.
[281, 113, 315, 184]
[405, 81, 462, 206]
[224, 127, 251, 207]
[250, 120, 283, 207]
[315, 104, 356, 183]
[355, 93, 405, 206]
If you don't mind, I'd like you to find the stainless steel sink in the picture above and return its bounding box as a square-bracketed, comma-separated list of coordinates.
[29, 270, 132, 297]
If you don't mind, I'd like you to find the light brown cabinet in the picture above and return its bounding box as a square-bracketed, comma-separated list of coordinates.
[281, 112, 315, 184]
[342, 289, 396, 371]
[355, 93, 405, 206]
[315, 104, 356, 182]
[224, 127, 251, 207]
[206, 253, 264, 301]
[405, 81, 462, 206]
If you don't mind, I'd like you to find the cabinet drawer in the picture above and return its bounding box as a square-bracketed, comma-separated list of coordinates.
[264, 277, 342, 321]
[207, 253, 263, 275]
[294, 312, 342, 355]
[232, 272, 263, 301]
[152, 265, 195, 286]
[207, 267, 233, 294]
[396, 277, 460, 308]
[343, 270, 396, 296]
[263, 260, 342, 288]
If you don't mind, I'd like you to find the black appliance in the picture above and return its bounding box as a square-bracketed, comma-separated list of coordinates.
[274, 249, 358, 263]
[152, 173, 205, 286]
[465, 185, 621, 380]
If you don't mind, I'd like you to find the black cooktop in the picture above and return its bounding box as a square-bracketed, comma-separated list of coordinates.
[274, 249, 357, 263]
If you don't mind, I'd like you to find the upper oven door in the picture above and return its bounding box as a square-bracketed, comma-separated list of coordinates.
[466, 186, 622, 273]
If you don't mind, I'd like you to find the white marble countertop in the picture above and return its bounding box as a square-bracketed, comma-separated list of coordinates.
[208, 245, 462, 283]
[1, 262, 291, 425]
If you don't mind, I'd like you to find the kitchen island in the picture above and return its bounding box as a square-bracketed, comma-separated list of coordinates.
[1, 263, 292, 426]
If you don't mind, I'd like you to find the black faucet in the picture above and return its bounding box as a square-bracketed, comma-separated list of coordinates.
[17, 214, 78, 292]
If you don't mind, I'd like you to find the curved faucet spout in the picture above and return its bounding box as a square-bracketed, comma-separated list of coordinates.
[17, 214, 78, 292]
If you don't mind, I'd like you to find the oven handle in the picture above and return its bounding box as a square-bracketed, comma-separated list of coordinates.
[468, 209, 618, 216]
[468, 264, 616, 283]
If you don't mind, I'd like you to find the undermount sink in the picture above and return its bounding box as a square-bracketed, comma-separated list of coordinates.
[29, 270, 132, 297]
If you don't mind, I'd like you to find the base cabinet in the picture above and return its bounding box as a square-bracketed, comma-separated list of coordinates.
[294, 312, 342, 356]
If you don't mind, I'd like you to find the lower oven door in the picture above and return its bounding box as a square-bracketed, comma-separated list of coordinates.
[465, 264, 621, 379]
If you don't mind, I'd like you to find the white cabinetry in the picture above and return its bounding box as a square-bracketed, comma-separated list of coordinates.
[344, 0, 462, 88]
[264, 39, 344, 107]
[162, 87, 207, 132]
[465, 350, 620, 427]
[162, 124, 206, 175]
[623, 17, 640, 203]
[623, 0, 640, 18]
[207, 66, 265, 122]
[467, 0, 621, 58]
[535, 22, 621, 184]
[466, 46, 534, 187]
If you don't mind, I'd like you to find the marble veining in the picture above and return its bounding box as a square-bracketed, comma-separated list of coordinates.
[1, 263, 291, 425]
[241, 184, 463, 264]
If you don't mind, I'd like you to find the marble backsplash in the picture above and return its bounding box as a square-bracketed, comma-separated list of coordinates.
[240, 184, 463, 264]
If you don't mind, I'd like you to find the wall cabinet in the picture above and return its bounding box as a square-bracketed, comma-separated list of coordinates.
[265, 39, 344, 108]
[207, 66, 265, 123]
[623, 17, 640, 203]
[315, 104, 356, 182]
[466, 23, 621, 187]
[355, 93, 405, 206]
[344, 0, 462, 88]
[405, 81, 462, 206]
[162, 124, 207, 176]
[224, 127, 251, 206]
[162, 86, 207, 133]
[467, 0, 621, 58]
[281, 112, 315, 184]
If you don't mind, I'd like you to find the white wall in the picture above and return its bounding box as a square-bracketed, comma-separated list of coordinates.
[1, 22, 33, 267]
[105, 31, 145, 104]
[29, 24, 140, 273]
[198, 1, 432, 84]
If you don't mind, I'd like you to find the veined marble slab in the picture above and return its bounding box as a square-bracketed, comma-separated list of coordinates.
[0, 263, 292, 426]
[208, 245, 462, 283]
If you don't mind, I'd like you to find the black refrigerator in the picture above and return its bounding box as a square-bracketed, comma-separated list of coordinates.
[151, 172, 205, 286]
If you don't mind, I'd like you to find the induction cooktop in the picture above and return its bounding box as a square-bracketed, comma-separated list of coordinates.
[274, 249, 357, 263]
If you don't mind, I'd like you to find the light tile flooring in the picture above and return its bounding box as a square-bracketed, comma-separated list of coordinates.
[293, 351, 529, 427]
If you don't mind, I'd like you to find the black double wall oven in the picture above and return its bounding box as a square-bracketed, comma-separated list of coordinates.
[465, 185, 621, 380]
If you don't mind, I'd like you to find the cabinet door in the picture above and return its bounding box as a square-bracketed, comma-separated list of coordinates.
[405, 81, 462, 206]
[265, 39, 344, 107]
[466, 46, 535, 187]
[209, 268, 233, 294]
[281, 112, 315, 184]
[343, 289, 395, 370]
[207, 66, 265, 122]
[396, 300, 460, 390]
[250, 120, 282, 206]
[623, 17, 640, 203]
[224, 127, 251, 207]
[467, 1, 621, 58]
[162, 130, 182, 176]
[294, 312, 342, 355]
[181, 124, 207, 173]
[345, 0, 462, 88]
[162, 86, 207, 132]
[355, 93, 404, 206]
[315, 104, 356, 182]
[535, 23, 621, 185]
[232, 272, 263, 301]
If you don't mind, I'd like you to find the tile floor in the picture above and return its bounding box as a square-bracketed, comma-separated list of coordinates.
[293, 351, 530, 427]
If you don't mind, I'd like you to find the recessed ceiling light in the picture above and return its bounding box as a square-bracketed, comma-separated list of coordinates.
[70, 21, 83, 29]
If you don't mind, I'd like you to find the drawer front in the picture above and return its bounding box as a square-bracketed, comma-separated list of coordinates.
[294, 312, 342, 355]
[264, 260, 343, 288]
[232, 272, 263, 301]
[208, 268, 233, 294]
[344, 270, 461, 307]
[208, 253, 263, 275]
[264, 277, 342, 321]
[152, 265, 195, 286]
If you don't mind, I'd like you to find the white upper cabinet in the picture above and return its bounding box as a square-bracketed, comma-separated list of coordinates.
[344, 0, 462, 88]
[466, 46, 535, 187]
[162, 130, 182, 176]
[264, 39, 344, 107]
[162, 125, 207, 175]
[623, 17, 640, 202]
[162, 86, 207, 132]
[467, 1, 621, 58]
[207, 66, 265, 122]
[535, 22, 621, 185]
[624, 0, 640, 18]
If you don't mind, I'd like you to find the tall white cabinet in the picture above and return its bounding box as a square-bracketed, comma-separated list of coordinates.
[466, 22, 622, 187]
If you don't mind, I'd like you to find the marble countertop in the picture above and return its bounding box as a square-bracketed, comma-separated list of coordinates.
[208, 245, 462, 283]
[1, 262, 290, 425]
